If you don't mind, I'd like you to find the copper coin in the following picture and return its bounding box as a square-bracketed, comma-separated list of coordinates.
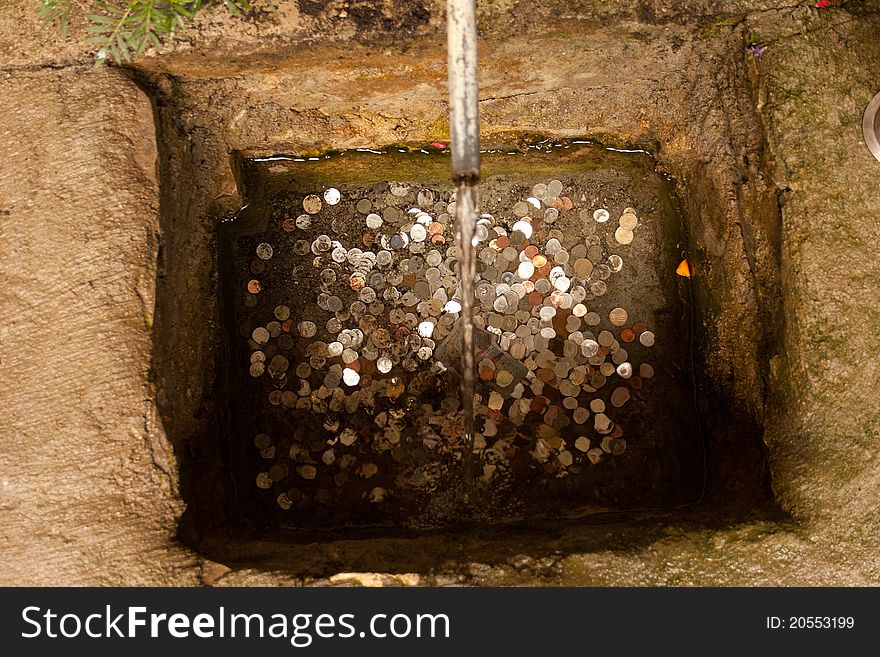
[610, 386, 631, 407]
[247, 279, 262, 294]
[530, 396, 548, 413]
[282, 217, 296, 232]
[350, 273, 366, 291]
[620, 328, 636, 343]
[632, 322, 646, 335]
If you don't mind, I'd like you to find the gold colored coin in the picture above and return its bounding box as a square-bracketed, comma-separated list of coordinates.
[619, 213, 638, 230]
[303, 194, 322, 214]
[609, 307, 628, 326]
[615, 226, 634, 245]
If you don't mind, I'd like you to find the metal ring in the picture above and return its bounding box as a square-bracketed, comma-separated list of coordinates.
[863, 90, 880, 163]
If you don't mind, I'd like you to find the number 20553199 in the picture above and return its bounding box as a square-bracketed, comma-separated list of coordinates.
[766, 616, 854, 629]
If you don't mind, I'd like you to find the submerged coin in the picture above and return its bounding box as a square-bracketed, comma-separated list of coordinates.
[256, 243, 273, 260]
[619, 212, 638, 230]
[609, 307, 628, 326]
[495, 369, 515, 388]
[324, 187, 341, 205]
[615, 226, 634, 245]
[252, 327, 270, 344]
[303, 194, 322, 214]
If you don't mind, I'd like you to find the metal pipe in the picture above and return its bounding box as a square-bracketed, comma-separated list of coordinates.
[447, 0, 480, 488]
[447, 0, 480, 182]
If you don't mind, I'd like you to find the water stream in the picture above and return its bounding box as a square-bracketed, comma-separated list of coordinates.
[453, 181, 479, 485]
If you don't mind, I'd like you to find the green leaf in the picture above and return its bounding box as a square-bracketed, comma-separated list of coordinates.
[51, 0, 272, 66]
[223, 0, 253, 18]
[39, 0, 73, 37]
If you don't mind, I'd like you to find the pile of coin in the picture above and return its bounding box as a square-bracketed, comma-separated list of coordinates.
[238, 178, 657, 512]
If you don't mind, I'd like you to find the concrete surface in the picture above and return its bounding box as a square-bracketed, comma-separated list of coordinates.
[1, 0, 879, 586]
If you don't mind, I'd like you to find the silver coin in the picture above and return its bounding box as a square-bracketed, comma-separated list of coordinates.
[410, 224, 427, 242]
[256, 243, 273, 260]
[252, 327, 270, 344]
[581, 339, 599, 357]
